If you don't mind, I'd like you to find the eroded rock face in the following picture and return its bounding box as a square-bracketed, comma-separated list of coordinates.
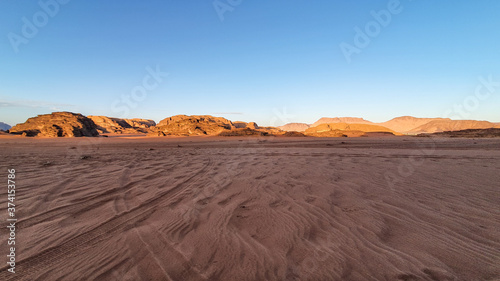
[218, 128, 269, 136]
[311, 117, 373, 128]
[281, 131, 307, 137]
[88, 116, 156, 134]
[379, 116, 448, 133]
[246, 122, 259, 130]
[125, 118, 156, 129]
[149, 115, 234, 136]
[9, 112, 99, 137]
[417, 128, 500, 138]
[278, 123, 310, 132]
[304, 123, 397, 137]
[233, 122, 248, 129]
[232, 121, 261, 130]
[408, 120, 497, 134]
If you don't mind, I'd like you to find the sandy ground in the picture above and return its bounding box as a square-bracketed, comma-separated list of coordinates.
[0, 136, 499, 281]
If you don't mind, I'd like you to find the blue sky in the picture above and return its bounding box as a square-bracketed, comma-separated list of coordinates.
[1, 0, 499, 126]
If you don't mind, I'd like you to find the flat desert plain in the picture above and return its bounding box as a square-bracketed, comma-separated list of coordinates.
[0, 136, 499, 281]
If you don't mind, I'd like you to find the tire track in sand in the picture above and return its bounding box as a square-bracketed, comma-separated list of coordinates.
[16, 161, 178, 230]
[0, 157, 214, 281]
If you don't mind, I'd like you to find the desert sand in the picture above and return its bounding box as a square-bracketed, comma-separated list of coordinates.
[0, 135, 499, 280]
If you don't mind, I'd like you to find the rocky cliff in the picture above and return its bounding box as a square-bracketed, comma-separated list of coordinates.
[278, 123, 310, 132]
[311, 117, 373, 128]
[417, 128, 500, 138]
[379, 116, 449, 133]
[149, 115, 234, 136]
[88, 116, 156, 134]
[305, 123, 398, 137]
[9, 112, 99, 137]
[148, 115, 282, 136]
[408, 120, 497, 134]
[309, 116, 498, 134]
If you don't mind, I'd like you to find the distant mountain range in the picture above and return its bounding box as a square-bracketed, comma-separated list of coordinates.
[0, 122, 11, 131]
[4, 112, 500, 137]
[279, 116, 500, 134]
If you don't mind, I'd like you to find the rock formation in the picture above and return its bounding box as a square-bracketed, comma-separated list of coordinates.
[311, 117, 372, 128]
[233, 122, 248, 129]
[246, 122, 259, 130]
[218, 128, 269, 136]
[417, 128, 500, 138]
[408, 120, 497, 134]
[278, 123, 310, 132]
[379, 116, 449, 133]
[281, 131, 307, 137]
[9, 112, 99, 137]
[232, 121, 260, 130]
[148, 115, 234, 136]
[88, 116, 156, 134]
[125, 118, 156, 129]
[311, 116, 499, 134]
[148, 115, 283, 137]
[7, 112, 498, 138]
[305, 123, 398, 137]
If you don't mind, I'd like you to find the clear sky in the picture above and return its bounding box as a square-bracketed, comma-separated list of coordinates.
[1, 0, 499, 126]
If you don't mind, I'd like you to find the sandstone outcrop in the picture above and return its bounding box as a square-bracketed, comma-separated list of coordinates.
[148, 115, 234, 136]
[9, 112, 99, 137]
[417, 128, 500, 138]
[233, 122, 248, 129]
[311, 117, 372, 128]
[278, 123, 310, 132]
[379, 116, 449, 133]
[281, 131, 307, 137]
[246, 122, 259, 130]
[88, 116, 156, 134]
[311, 116, 499, 134]
[408, 120, 497, 134]
[305, 123, 397, 137]
[218, 128, 269, 136]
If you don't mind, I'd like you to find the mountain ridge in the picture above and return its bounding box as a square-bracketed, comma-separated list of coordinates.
[5, 112, 499, 137]
[281, 116, 498, 134]
[0, 122, 11, 131]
